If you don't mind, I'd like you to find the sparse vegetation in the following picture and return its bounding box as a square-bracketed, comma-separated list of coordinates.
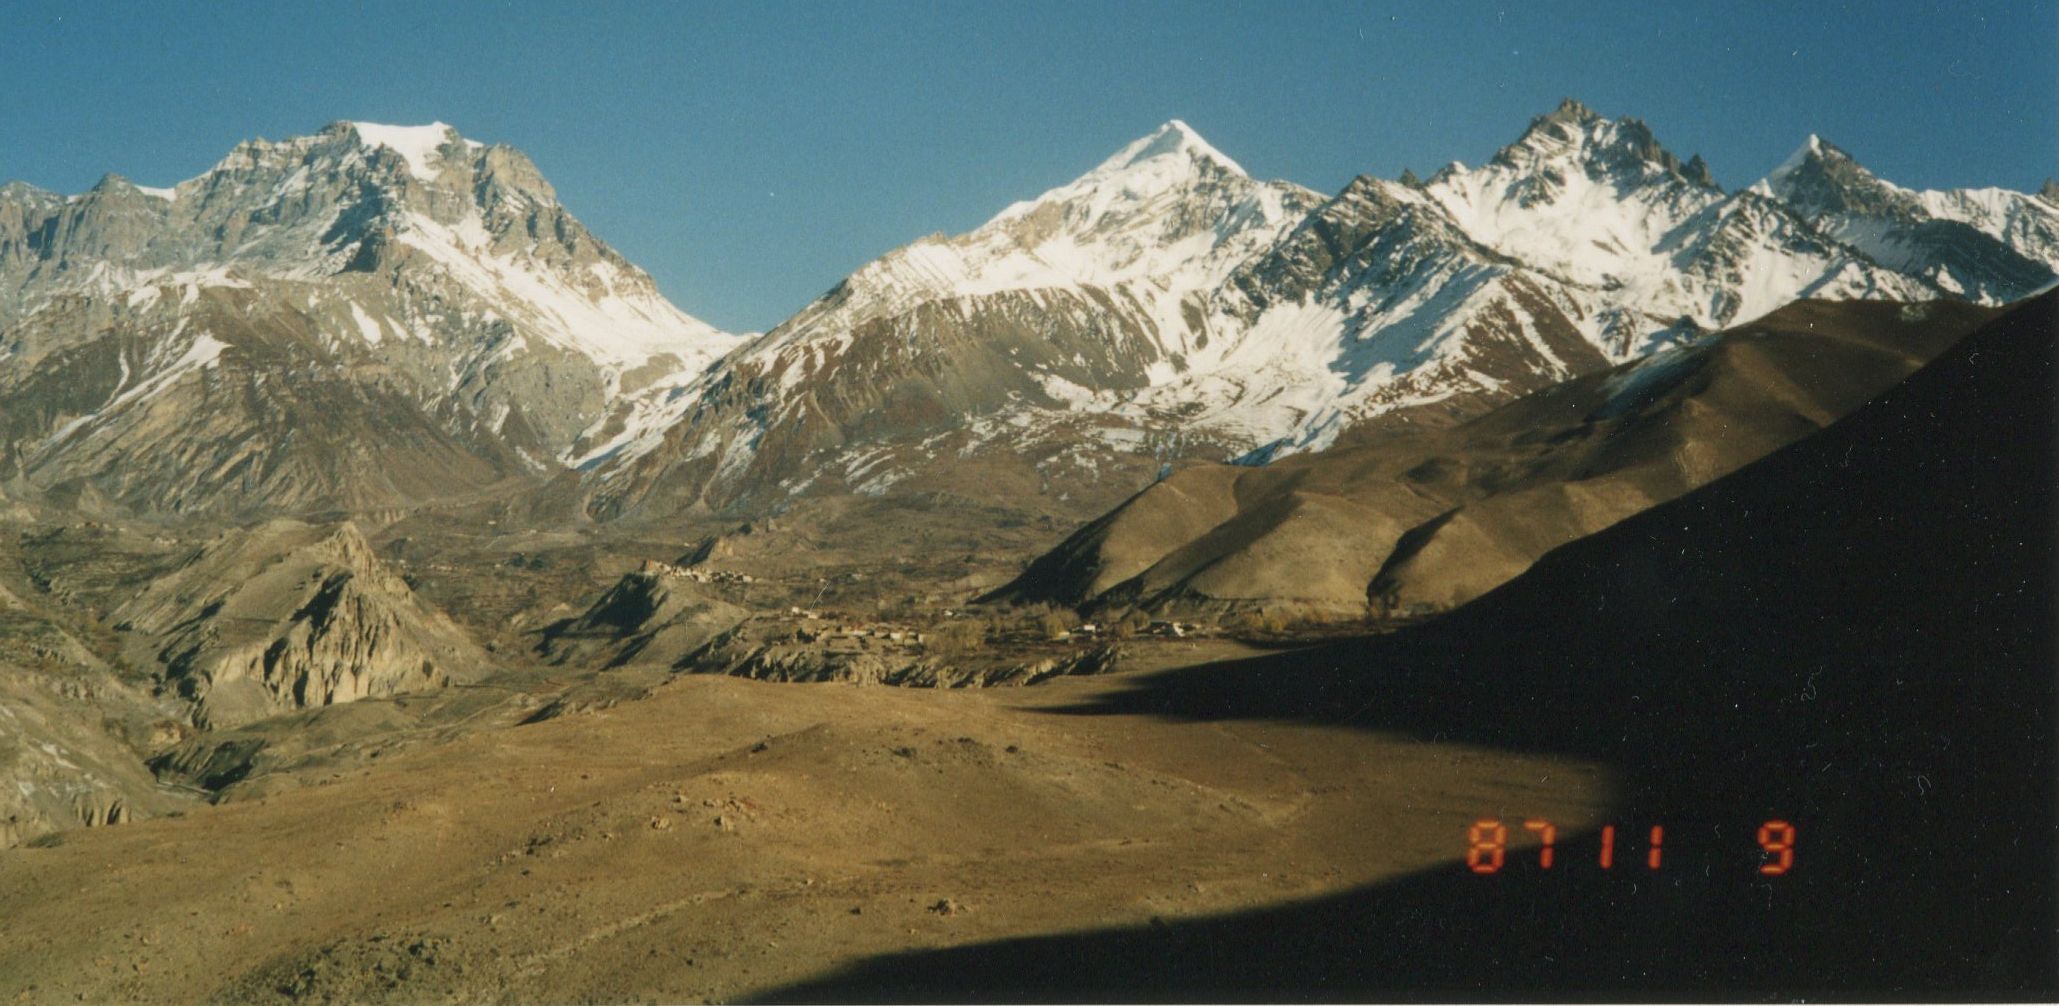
[1107, 609, 1151, 639]
[926, 618, 988, 656]
[1224, 609, 1292, 637]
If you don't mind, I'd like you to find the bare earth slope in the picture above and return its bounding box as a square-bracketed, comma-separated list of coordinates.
[774, 290, 2057, 999]
[0, 293, 2043, 1003]
[0, 640, 1614, 1004]
[994, 297, 1997, 618]
[0, 574, 193, 846]
[112, 521, 488, 730]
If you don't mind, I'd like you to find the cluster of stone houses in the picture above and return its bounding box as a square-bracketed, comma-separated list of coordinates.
[637, 558, 757, 586]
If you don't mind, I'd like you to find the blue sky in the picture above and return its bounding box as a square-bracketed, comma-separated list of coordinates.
[4, 1, 2052, 331]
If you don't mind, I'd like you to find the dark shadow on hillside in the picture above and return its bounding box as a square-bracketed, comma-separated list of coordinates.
[756, 296, 2059, 1002]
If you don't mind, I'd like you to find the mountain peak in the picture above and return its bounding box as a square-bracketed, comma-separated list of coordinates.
[1767, 134, 1848, 184]
[978, 116, 1277, 250]
[342, 121, 477, 182]
[1487, 100, 1712, 190]
[1089, 119, 1247, 179]
[1508, 97, 1604, 149]
[1682, 153, 1715, 188]
[1761, 134, 1903, 217]
[1542, 96, 1600, 126]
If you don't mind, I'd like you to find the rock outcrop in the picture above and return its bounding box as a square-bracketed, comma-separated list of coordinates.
[538, 568, 751, 670]
[113, 521, 487, 728]
[0, 580, 193, 848]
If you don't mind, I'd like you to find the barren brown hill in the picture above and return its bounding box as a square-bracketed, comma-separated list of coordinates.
[0, 576, 193, 846]
[0, 288, 2042, 1005]
[112, 520, 488, 730]
[0, 639, 1616, 1004]
[537, 567, 751, 671]
[767, 280, 2057, 1001]
[994, 297, 1999, 618]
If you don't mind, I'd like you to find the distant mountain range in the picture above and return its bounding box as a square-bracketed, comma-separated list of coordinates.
[2, 101, 2054, 859]
[991, 297, 2002, 618]
[579, 99, 2058, 525]
[3, 101, 2054, 522]
[1, 121, 739, 516]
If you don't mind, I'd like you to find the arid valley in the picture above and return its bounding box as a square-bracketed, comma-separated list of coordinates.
[2, 7, 2056, 998]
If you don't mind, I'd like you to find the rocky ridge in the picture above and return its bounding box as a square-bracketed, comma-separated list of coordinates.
[111, 520, 487, 729]
[582, 100, 2049, 521]
[0, 121, 740, 516]
[993, 297, 2002, 619]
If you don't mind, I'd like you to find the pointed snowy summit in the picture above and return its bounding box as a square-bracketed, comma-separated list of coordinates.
[1088, 119, 1248, 179]
[982, 117, 1296, 241]
[1757, 133, 1898, 217]
[1763, 134, 1861, 193]
[1767, 133, 1828, 183]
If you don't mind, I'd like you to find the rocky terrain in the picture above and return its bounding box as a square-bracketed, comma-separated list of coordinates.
[580, 99, 2054, 526]
[111, 521, 487, 729]
[4, 104, 2054, 533]
[0, 577, 190, 847]
[1763, 134, 2059, 302]
[0, 100, 2054, 1000]
[1, 121, 740, 518]
[994, 297, 1999, 618]
[0, 277, 2045, 1005]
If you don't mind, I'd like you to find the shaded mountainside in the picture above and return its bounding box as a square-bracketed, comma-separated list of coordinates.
[994, 296, 1999, 618]
[538, 567, 750, 670]
[766, 289, 2057, 1001]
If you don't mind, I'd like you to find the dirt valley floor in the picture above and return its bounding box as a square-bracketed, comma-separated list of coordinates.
[0, 640, 1614, 1004]
[2, 298, 2053, 1003]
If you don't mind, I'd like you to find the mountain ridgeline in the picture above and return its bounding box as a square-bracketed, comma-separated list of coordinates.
[1, 96, 2053, 996]
[2, 100, 2054, 524]
[576, 99, 2055, 522]
[1, 121, 739, 518]
[990, 297, 2004, 618]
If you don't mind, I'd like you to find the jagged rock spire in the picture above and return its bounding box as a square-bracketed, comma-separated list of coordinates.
[1488, 98, 1717, 190]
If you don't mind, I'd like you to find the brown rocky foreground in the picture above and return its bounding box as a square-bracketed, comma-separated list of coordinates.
[0, 639, 1608, 1003]
[0, 297, 2050, 1003]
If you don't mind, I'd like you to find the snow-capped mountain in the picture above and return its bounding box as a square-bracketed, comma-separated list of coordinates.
[0, 122, 740, 514]
[1420, 101, 1926, 345]
[6, 104, 2051, 524]
[1759, 134, 2059, 302]
[583, 100, 1993, 518]
[1151, 99, 1926, 457]
[576, 121, 1325, 515]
